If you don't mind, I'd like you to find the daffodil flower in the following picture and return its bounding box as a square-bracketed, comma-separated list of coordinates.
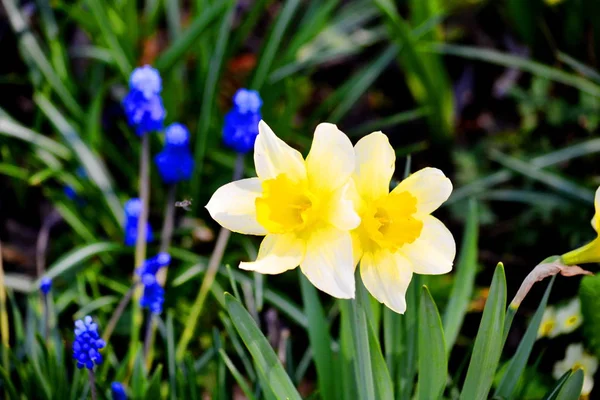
[555, 298, 583, 335]
[206, 121, 360, 298]
[561, 187, 600, 265]
[350, 132, 456, 313]
[538, 306, 558, 339]
[553, 343, 598, 396]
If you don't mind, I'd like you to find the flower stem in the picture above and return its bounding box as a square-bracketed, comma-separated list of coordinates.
[43, 293, 50, 340]
[348, 271, 376, 400]
[131, 134, 151, 350]
[0, 240, 10, 379]
[157, 184, 176, 286]
[88, 369, 97, 400]
[103, 283, 138, 343]
[143, 311, 154, 363]
[175, 153, 244, 360]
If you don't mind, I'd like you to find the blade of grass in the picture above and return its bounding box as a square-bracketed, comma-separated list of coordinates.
[418, 286, 447, 400]
[443, 199, 478, 351]
[225, 294, 302, 400]
[495, 276, 556, 399]
[557, 51, 600, 83]
[35, 93, 123, 227]
[84, 0, 132, 79]
[427, 43, 600, 97]
[459, 263, 506, 400]
[0, 117, 71, 159]
[219, 349, 257, 400]
[299, 272, 336, 400]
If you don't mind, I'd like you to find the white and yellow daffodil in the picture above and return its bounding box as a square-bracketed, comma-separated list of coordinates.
[561, 187, 600, 265]
[206, 121, 360, 298]
[553, 343, 598, 396]
[555, 298, 583, 335]
[538, 306, 559, 339]
[350, 132, 456, 313]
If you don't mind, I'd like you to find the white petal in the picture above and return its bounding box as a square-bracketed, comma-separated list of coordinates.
[592, 186, 600, 232]
[353, 132, 395, 202]
[392, 167, 452, 215]
[254, 120, 306, 182]
[205, 178, 267, 235]
[300, 226, 355, 298]
[239, 234, 305, 274]
[400, 215, 455, 275]
[306, 123, 355, 193]
[324, 181, 361, 231]
[360, 250, 413, 314]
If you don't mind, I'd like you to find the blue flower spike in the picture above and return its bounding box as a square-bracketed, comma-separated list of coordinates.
[137, 253, 170, 315]
[40, 277, 52, 294]
[124, 198, 153, 246]
[72, 316, 105, 370]
[222, 88, 263, 153]
[123, 65, 166, 136]
[155, 123, 195, 184]
[111, 382, 127, 400]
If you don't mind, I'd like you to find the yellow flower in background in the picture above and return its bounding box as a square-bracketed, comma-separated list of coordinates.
[555, 298, 583, 335]
[545, 0, 565, 6]
[553, 343, 598, 396]
[561, 187, 600, 265]
[350, 132, 456, 313]
[206, 121, 360, 298]
[538, 306, 559, 339]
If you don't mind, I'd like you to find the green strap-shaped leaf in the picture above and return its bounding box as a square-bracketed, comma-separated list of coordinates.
[299, 272, 336, 400]
[443, 199, 478, 351]
[495, 276, 556, 399]
[459, 263, 507, 400]
[224, 294, 302, 400]
[418, 286, 447, 400]
[555, 369, 584, 400]
[367, 316, 394, 400]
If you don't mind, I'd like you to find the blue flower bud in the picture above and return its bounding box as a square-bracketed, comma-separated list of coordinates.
[140, 277, 165, 315]
[154, 148, 194, 184]
[40, 277, 52, 294]
[111, 382, 127, 400]
[124, 198, 153, 246]
[123, 90, 166, 136]
[165, 123, 190, 147]
[129, 65, 162, 99]
[136, 253, 171, 277]
[233, 89, 262, 114]
[72, 316, 105, 370]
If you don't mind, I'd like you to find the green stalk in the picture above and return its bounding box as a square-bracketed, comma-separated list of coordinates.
[102, 283, 138, 343]
[349, 270, 376, 400]
[176, 154, 244, 360]
[0, 241, 9, 382]
[131, 134, 150, 351]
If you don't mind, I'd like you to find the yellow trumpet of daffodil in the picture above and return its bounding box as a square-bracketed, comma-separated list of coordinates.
[350, 132, 456, 313]
[561, 187, 600, 265]
[206, 120, 360, 298]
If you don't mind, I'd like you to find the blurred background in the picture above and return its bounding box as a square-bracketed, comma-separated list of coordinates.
[2, 0, 600, 398]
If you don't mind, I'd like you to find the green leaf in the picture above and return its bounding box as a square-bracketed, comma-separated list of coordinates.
[219, 349, 257, 400]
[35, 93, 123, 227]
[459, 263, 507, 400]
[224, 294, 302, 400]
[37, 242, 124, 288]
[166, 312, 177, 400]
[579, 273, 600, 357]
[299, 272, 336, 400]
[367, 316, 394, 400]
[443, 199, 478, 351]
[426, 43, 600, 98]
[155, 2, 228, 73]
[84, 0, 132, 79]
[418, 286, 447, 400]
[0, 365, 18, 400]
[0, 117, 70, 159]
[555, 369, 584, 400]
[495, 276, 556, 399]
[542, 371, 572, 400]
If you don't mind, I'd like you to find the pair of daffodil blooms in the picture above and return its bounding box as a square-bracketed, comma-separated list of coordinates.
[206, 121, 455, 313]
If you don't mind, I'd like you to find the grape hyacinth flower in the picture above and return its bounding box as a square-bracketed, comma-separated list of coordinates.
[155, 123, 195, 184]
[124, 198, 153, 246]
[222, 89, 262, 153]
[137, 253, 170, 315]
[40, 277, 52, 294]
[122, 65, 166, 136]
[136, 252, 171, 277]
[111, 382, 127, 400]
[72, 316, 105, 369]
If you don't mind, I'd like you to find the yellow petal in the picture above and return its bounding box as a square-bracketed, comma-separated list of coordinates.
[205, 178, 267, 235]
[360, 250, 413, 314]
[300, 226, 355, 299]
[400, 215, 455, 275]
[239, 234, 305, 274]
[592, 186, 600, 232]
[392, 167, 452, 215]
[324, 181, 361, 231]
[306, 123, 355, 193]
[254, 120, 306, 182]
[353, 132, 395, 202]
